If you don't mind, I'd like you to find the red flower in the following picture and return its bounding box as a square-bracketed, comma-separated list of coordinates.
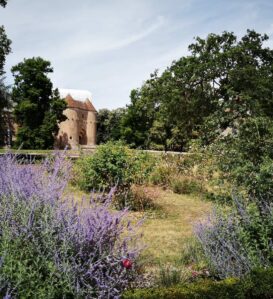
[122, 258, 132, 269]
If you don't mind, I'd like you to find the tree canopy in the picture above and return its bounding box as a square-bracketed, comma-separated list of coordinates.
[0, 0, 7, 8]
[119, 30, 273, 150]
[0, 0, 11, 145]
[0, 26, 11, 77]
[12, 57, 67, 149]
[0, 0, 10, 75]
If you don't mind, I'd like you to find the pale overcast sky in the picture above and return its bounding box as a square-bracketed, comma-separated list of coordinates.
[0, 0, 273, 109]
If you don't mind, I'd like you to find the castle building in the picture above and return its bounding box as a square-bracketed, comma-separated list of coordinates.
[55, 89, 97, 149]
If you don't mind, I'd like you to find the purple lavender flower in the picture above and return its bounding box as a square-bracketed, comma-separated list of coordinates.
[0, 153, 143, 298]
[195, 194, 273, 279]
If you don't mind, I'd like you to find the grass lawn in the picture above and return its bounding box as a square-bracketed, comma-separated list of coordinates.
[68, 184, 212, 275]
[130, 187, 212, 266]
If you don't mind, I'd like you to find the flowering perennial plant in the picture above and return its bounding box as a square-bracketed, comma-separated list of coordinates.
[0, 153, 143, 298]
[195, 194, 273, 279]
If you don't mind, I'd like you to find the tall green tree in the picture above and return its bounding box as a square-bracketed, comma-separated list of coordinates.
[0, 77, 11, 145]
[121, 85, 157, 149]
[12, 57, 67, 149]
[0, 26, 11, 77]
[0, 0, 11, 145]
[0, 0, 10, 75]
[188, 30, 273, 143]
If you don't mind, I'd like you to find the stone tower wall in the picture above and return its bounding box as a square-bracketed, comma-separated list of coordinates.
[86, 110, 96, 145]
[55, 107, 97, 149]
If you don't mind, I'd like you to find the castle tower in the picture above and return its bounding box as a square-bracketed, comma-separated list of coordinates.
[55, 89, 97, 149]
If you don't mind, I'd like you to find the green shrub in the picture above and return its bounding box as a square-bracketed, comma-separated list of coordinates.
[176, 153, 203, 174]
[73, 142, 156, 209]
[74, 141, 131, 191]
[180, 237, 208, 270]
[158, 265, 188, 287]
[130, 151, 157, 185]
[116, 185, 157, 212]
[204, 192, 233, 205]
[149, 162, 175, 186]
[123, 268, 273, 299]
[213, 117, 273, 199]
[74, 142, 155, 191]
[123, 278, 240, 299]
[171, 176, 203, 194]
[148, 153, 208, 196]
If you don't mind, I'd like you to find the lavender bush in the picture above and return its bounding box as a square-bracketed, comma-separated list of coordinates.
[195, 194, 273, 279]
[0, 153, 143, 298]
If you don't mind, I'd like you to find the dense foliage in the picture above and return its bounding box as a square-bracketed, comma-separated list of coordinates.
[212, 117, 273, 200]
[0, 1, 11, 146]
[97, 108, 125, 144]
[96, 30, 273, 151]
[148, 152, 204, 195]
[0, 77, 11, 146]
[74, 142, 156, 209]
[195, 193, 273, 279]
[0, 153, 142, 298]
[0, 26, 10, 77]
[11, 57, 67, 149]
[123, 268, 273, 299]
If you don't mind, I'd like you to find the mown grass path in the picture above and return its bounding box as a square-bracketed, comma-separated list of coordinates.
[134, 188, 212, 265]
[69, 185, 212, 267]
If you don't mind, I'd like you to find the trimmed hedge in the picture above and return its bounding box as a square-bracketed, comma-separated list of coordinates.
[123, 268, 273, 299]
